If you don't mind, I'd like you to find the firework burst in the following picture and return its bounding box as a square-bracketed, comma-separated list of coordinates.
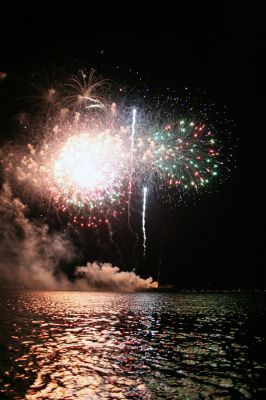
[0, 69, 234, 233]
[144, 119, 221, 193]
[52, 130, 129, 227]
[61, 69, 109, 112]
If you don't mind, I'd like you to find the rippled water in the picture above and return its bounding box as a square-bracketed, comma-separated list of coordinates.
[0, 291, 266, 399]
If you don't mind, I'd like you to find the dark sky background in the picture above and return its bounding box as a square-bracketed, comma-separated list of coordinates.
[0, 3, 265, 289]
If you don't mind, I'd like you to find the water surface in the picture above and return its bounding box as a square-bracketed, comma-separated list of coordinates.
[0, 290, 265, 399]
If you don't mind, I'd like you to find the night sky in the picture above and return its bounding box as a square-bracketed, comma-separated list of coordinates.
[0, 3, 264, 289]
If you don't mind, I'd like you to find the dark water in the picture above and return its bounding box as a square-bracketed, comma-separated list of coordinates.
[0, 291, 266, 399]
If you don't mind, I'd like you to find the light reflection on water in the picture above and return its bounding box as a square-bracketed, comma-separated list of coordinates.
[0, 291, 266, 399]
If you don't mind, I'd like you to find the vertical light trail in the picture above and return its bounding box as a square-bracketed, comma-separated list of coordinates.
[128, 108, 136, 228]
[142, 186, 148, 257]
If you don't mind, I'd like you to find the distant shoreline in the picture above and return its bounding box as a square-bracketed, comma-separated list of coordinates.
[0, 286, 266, 293]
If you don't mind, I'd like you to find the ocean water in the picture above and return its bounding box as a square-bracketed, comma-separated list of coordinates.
[0, 290, 265, 399]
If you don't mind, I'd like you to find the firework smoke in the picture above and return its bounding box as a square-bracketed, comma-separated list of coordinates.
[75, 262, 156, 292]
[0, 183, 156, 291]
[0, 183, 74, 289]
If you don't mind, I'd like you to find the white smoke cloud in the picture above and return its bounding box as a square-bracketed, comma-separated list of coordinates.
[0, 183, 74, 289]
[75, 262, 156, 292]
[0, 183, 156, 291]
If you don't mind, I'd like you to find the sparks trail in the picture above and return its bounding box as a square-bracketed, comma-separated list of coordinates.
[126, 107, 139, 261]
[62, 69, 108, 111]
[127, 107, 136, 231]
[142, 186, 148, 257]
